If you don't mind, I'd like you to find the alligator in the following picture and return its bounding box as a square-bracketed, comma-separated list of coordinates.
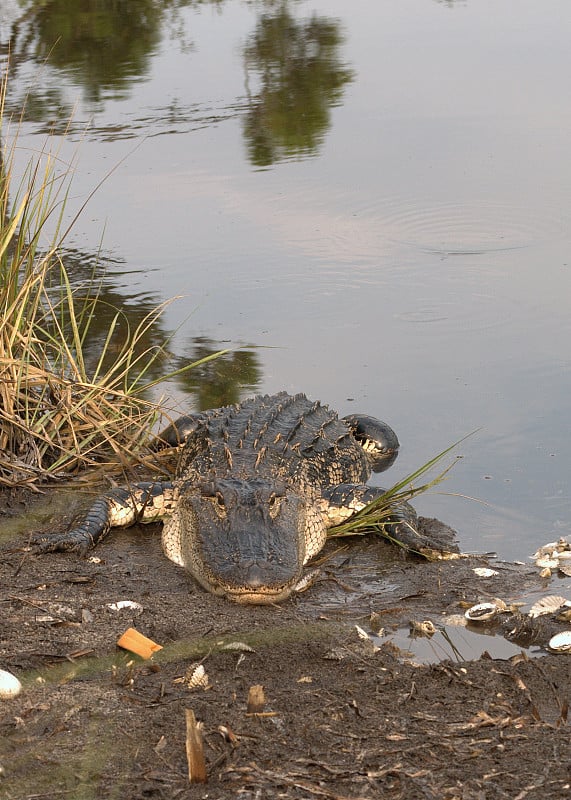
[29, 392, 457, 604]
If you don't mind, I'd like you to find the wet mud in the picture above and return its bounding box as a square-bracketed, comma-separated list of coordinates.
[1, 490, 570, 799]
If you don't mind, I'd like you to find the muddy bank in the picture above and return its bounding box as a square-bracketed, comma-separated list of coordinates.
[1, 491, 571, 799]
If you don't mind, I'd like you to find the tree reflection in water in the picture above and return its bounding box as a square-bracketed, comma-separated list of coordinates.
[243, 6, 354, 166]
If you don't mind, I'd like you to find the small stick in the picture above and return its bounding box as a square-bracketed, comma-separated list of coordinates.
[185, 708, 207, 784]
[247, 684, 266, 713]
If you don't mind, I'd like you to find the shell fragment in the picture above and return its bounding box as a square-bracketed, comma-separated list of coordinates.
[0, 669, 22, 699]
[531, 537, 571, 574]
[183, 663, 210, 690]
[547, 631, 571, 653]
[409, 620, 437, 637]
[528, 595, 570, 619]
[464, 600, 507, 622]
[107, 600, 144, 614]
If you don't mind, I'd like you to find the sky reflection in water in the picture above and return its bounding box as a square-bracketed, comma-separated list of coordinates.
[2, 0, 571, 562]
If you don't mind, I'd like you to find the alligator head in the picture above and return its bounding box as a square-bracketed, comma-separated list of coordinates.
[165, 477, 316, 604]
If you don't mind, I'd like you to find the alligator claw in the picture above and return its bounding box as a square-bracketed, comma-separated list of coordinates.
[27, 531, 94, 557]
[387, 516, 461, 560]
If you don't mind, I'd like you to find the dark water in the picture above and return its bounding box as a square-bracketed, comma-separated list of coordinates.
[2, 0, 571, 562]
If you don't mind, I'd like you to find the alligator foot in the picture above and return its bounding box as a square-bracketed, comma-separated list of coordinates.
[386, 512, 462, 561]
[323, 484, 461, 560]
[27, 482, 176, 556]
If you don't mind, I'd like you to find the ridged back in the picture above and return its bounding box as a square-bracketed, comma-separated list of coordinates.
[176, 392, 370, 491]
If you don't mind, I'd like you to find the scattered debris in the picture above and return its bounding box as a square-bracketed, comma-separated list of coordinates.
[355, 624, 370, 640]
[472, 567, 499, 577]
[528, 595, 570, 618]
[107, 600, 144, 614]
[247, 684, 266, 714]
[547, 631, 571, 653]
[323, 647, 346, 661]
[185, 708, 207, 784]
[409, 620, 437, 637]
[0, 668, 22, 699]
[116, 627, 163, 659]
[218, 725, 239, 744]
[177, 663, 210, 691]
[465, 600, 508, 622]
[531, 537, 571, 575]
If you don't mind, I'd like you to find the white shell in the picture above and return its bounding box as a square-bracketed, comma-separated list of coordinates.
[0, 669, 22, 699]
[106, 600, 143, 613]
[532, 537, 570, 559]
[547, 631, 571, 653]
[472, 567, 499, 578]
[184, 663, 210, 690]
[535, 556, 560, 570]
[464, 601, 505, 622]
[558, 562, 571, 577]
[528, 595, 569, 618]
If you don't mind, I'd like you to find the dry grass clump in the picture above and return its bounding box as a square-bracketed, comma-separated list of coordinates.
[0, 72, 220, 487]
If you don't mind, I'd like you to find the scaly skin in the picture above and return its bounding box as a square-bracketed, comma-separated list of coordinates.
[28, 392, 455, 603]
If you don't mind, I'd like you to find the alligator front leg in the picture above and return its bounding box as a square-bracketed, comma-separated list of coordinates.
[321, 484, 460, 559]
[28, 481, 177, 556]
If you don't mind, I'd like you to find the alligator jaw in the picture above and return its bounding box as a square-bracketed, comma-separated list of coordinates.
[222, 585, 298, 605]
[194, 560, 303, 605]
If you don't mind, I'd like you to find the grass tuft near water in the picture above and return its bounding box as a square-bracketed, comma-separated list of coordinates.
[328, 436, 472, 556]
[0, 68, 224, 487]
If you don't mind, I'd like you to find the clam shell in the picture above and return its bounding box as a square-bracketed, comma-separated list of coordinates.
[558, 562, 571, 577]
[535, 556, 560, 570]
[184, 663, 210, 690]
[472, 567, 499, 578]
[0, 668, 22, 699]
[532, 538, 570, 559]
[528, 595, 569, 618]
[547, 631, 571, 653]
[464, 602, 504, 622]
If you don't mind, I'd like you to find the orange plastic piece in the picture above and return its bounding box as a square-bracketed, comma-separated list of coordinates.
[116, 627, 163, 659]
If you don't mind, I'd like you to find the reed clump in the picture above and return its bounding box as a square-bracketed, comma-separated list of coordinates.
[0, 72, 218, 487]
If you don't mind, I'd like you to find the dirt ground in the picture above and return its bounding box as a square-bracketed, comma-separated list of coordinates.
[1, 488, 571, 800]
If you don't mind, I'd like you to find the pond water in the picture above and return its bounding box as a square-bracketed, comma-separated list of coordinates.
[2, 0, 571, 562]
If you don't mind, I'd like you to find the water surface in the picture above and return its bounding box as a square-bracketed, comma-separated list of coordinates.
[2, 0, 571, 562]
